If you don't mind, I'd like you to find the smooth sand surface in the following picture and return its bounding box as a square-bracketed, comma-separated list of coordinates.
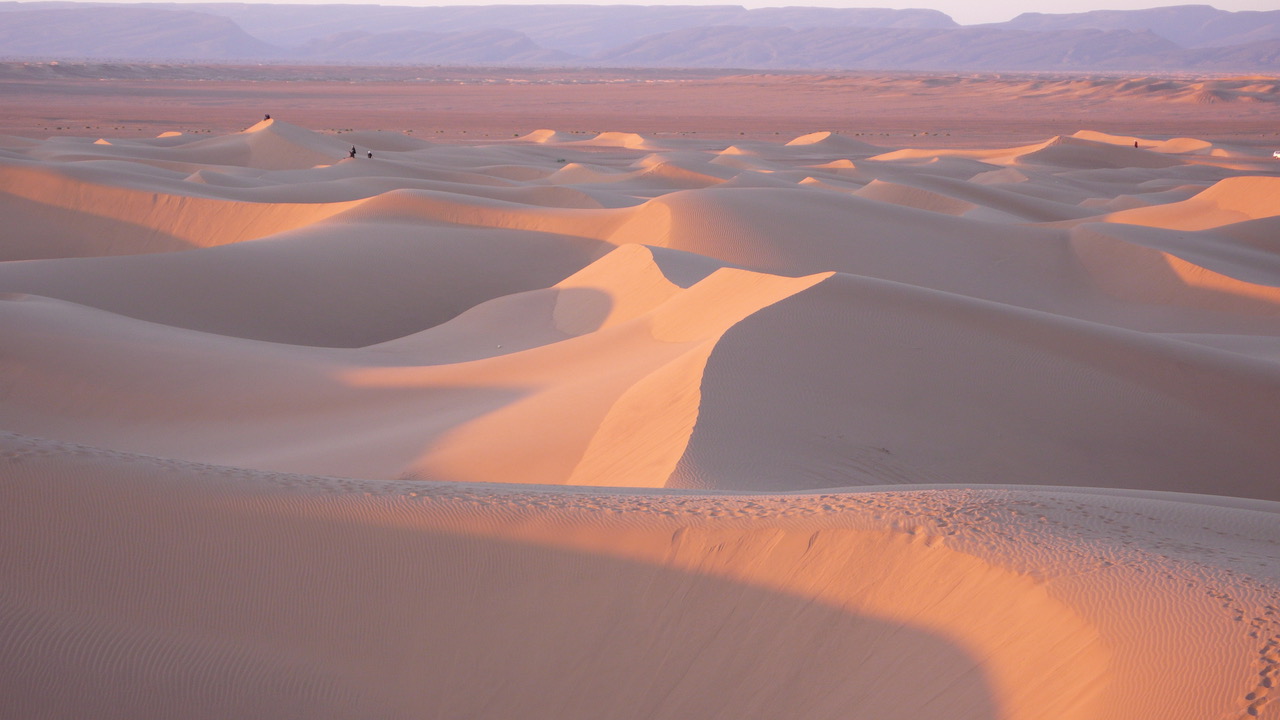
[3, 116, 1280, 719]
[4, 65, 1279, 148]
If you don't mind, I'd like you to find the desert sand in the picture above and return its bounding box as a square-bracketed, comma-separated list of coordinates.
[2, 106, 1280, 719]
[3, 63, 1280, 146]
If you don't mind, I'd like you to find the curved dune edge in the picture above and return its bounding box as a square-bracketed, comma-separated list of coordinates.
[1069, 224, 1280, 309]
[379, 251, 832, 487]
[0, 246, 828, 487]
[670, 271, 1280, 496]
[0, 162, 363, 259]
[2, 432, 1277, 720]
[1099, 176, 1280, 230]
[3, 120, 1280, 720]
[853, 178, 978, 215]
[3, 121, 1280, 493]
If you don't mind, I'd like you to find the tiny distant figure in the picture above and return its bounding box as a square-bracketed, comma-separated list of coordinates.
[349, 146, 357, 159]
[264, 114, 271, 121]
[1134, 141, 1139, 148]
[367, 151, 373, 158]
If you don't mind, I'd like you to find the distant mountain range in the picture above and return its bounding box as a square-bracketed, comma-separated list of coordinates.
[0, 2, 1277, 71]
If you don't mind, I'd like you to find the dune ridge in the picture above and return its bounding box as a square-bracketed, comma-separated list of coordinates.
[2, 118, 1279, 719]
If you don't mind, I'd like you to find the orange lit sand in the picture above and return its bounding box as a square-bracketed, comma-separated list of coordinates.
[2, 115, 1279, 720]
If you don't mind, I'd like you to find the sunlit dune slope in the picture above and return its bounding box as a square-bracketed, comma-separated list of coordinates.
[2, 433, 1278, 720]
[3, 120, 1280, 492]
[2, 120, 1279, 720]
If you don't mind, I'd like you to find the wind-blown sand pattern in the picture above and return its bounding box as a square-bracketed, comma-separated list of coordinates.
[2, 118, 1279, 720]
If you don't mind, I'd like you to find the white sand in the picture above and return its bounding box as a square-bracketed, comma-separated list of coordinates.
[2, 119, 1279, 720]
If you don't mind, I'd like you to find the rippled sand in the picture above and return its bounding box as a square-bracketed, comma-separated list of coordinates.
[2, 118, 1279, 720]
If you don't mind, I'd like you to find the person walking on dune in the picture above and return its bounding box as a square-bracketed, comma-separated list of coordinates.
[349, 146, 357, 159]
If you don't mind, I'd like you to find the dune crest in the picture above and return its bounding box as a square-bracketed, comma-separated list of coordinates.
[785, 130, 881, 154]
[0, 162, 362, 260]
[2, 121, 1279, 720]
[521, 128, 577, 143]
[1099, 175, 1280, 230]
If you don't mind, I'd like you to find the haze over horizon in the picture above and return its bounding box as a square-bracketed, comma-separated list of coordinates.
[18, 0, 1279, 28]
[2, 1, 1278, 71]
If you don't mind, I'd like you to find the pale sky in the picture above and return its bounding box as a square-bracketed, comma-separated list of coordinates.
[740, 0, 1278, 25]
[57, 0, 1279, 28]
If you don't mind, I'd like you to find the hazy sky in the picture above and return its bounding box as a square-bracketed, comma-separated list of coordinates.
[64, 0, 1276, 27]
[750, 0, 1275, 25]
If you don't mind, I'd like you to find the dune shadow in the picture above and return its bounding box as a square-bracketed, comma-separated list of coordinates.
[1069, 223, 1280, 317]
[0, 192, 194, 260]
[0, 453, 1007, 720]
[0, 223, 612, 347]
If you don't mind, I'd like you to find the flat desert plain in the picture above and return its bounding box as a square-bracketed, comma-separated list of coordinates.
[2, 63, 1280, 145]
[2, 66, 1280, 720]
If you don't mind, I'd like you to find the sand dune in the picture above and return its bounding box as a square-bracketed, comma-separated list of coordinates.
[3, 433, 1278, 720]
[2, 118, 1279, 720]
[1098, 175, 1280, 230]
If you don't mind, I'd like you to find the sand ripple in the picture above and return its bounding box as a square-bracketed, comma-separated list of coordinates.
[2, 120, 1279, 719]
